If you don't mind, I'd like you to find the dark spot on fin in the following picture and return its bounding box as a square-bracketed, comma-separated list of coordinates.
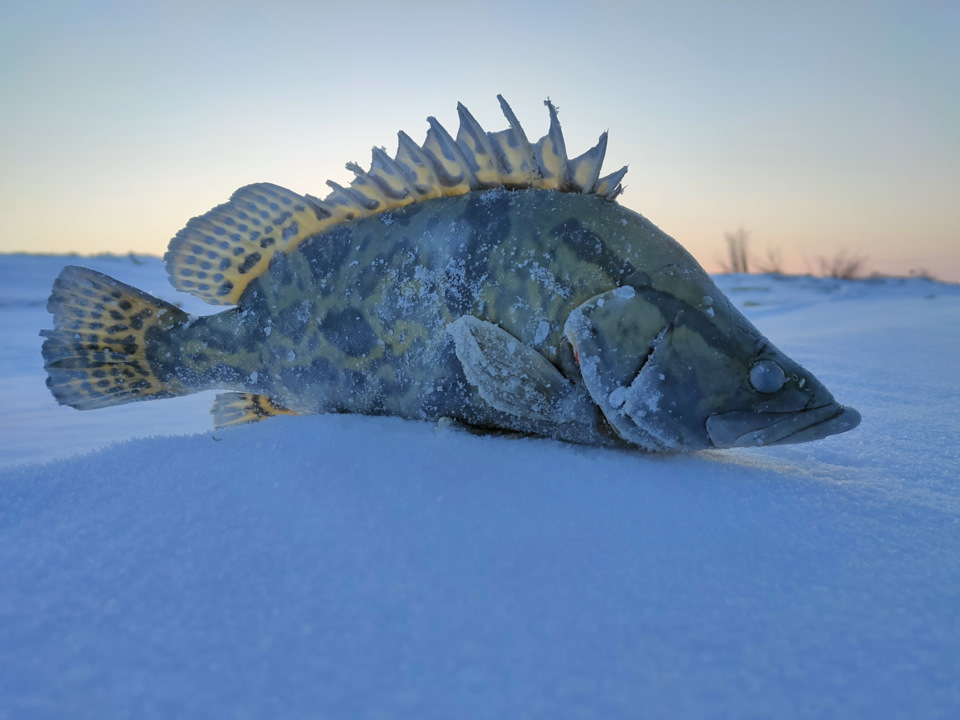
[164, 183, 328, 306]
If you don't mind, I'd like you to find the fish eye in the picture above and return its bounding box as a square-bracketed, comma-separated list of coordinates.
[749, 360, 786, 393]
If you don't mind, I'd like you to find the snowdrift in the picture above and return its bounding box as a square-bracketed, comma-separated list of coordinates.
[1, 254, 958, 719]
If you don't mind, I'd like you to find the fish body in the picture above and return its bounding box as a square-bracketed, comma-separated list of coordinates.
[41, 98, 860, 451]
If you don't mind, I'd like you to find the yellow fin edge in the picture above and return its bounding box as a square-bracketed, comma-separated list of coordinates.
[211, 392, 301, 429]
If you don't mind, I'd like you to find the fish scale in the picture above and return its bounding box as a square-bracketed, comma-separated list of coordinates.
[40, 97, 860, 450]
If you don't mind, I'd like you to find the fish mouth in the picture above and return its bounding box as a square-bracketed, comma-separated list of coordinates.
[705, 403, 861, 449]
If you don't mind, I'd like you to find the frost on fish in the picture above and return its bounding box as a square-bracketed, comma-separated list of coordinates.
[40, 96, 860, 452]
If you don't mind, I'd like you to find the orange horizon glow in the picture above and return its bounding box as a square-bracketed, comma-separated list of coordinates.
[2, 1, 957, 282]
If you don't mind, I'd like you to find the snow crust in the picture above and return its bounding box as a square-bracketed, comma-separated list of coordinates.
[2, 256, 959, 719]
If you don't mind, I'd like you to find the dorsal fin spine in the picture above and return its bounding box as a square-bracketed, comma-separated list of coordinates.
[395, 131, 442, 198]
[533, 99, 568, 190]
[324, 181, 373, 217]
[303, 194, 332, 220]
[484, 96, 537, 187]
[455, 103, 500, 187]
[345, 162, 395, 212]
[595, 165, 629, 199]
[564, 132, 608, 194]
[422, 118, 474, 194]
[366, 147, 417, 204]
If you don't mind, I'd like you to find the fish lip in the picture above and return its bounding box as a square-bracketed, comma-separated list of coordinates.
[705, 403, 861, 448]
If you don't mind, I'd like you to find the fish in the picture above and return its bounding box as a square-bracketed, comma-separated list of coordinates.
[40, 96, 861, 452]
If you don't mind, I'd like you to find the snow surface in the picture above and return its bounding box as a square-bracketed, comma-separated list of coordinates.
[1, 254, 959, 719]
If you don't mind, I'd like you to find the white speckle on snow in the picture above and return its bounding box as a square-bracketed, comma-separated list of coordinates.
[613, 285, 636, 299]
[248, 371, 258, 383]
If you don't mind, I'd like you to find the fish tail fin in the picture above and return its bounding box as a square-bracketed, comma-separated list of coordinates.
[41, 266, 194, 410]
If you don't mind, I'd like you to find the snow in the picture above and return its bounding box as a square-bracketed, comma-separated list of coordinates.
[2, 254, 959, 719]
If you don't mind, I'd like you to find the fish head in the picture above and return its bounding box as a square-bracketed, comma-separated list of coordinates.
[563, 282, 861, 451]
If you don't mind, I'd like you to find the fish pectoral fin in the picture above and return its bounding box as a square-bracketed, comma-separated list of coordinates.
[210, 392, 300, 429]
[449, 316, 584, 423]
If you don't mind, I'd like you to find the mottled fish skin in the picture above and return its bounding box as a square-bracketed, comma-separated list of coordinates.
[153, 188, 702, 445]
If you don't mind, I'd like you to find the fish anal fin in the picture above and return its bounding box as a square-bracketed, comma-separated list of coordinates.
[211, 392, 300, 429]
[164, 183, 329, 306]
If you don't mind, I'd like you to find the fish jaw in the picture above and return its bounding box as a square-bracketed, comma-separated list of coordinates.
[705, 403, 861, 448]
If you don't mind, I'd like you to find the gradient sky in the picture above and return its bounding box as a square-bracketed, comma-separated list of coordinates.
[2, 0, 957, 280]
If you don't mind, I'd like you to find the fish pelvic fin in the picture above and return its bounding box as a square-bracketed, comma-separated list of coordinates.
[41, 266, 194, 410]
[210, 392, 300, 429]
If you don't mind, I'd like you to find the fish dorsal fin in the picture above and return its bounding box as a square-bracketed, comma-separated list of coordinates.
[164, 183, 332, 305]
[456, 102, 500, 187]
[422, 117, 474, 194]
[533, 99, 568, 190]
[595, 165, 629, 200]
[487, 94, 537, 187]
[565, 131, 608, 193]
[166, 97, 629, 305]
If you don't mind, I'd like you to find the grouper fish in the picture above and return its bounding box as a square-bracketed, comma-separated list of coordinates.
[41, 96, 860, 451]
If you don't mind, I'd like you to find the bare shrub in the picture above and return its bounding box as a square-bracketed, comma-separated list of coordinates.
[721, 228, 750, 274]
[755, 247, 784, 274]
[818, 249, 868, 279]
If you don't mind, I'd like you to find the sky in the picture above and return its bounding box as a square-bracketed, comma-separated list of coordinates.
[1, 0, 957, 281]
